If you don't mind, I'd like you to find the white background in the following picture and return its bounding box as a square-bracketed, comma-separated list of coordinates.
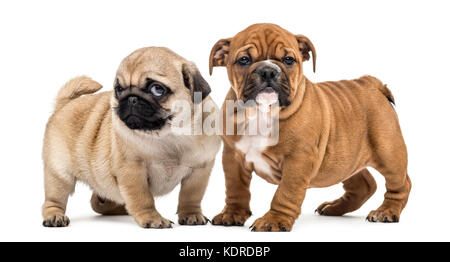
[0, 0, 449, 242]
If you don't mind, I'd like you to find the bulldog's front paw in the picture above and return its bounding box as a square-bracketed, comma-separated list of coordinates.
[212, 206, 252, 226]
[134, 211, 173, 229]
[250, 211, 294, 232]
[178, 213, 209, 225]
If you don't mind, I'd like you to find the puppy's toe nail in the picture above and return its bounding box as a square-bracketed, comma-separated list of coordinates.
[393, 215, 399, 222]
[281, 226, 287, 232]
[267, 226, 272, 232]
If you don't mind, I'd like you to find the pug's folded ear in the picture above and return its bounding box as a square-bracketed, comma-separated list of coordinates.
[182, 62, 211, 104]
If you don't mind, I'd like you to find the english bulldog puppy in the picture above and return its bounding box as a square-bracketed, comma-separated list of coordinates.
[209, 23, 411, 231]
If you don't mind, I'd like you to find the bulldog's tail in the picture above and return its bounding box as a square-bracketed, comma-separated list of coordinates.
[378, 84, 395, 105]
[364, 75, 395, 105]
[54, 76, 102, 111]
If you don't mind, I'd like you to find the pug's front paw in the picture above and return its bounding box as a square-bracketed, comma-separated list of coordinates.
[134, 211, 173, 229]
[178, 213, 209, 225]
[43, 214, 70, 227]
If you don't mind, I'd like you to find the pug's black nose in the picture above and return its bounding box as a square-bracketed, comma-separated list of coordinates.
[128, 96, 138, 106]
[257, 67, 278, 82]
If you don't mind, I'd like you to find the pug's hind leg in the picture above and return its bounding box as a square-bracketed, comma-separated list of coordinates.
[42, 167, 74, 227]
[177, 160, 214, 226]
[316, 169, 377, 216]
[90, 193, 128, 216]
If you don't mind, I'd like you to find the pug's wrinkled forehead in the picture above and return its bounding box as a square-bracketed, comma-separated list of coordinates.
[115, 46, 186, 89]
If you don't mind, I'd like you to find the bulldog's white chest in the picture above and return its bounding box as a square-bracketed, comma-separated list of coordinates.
[235, 109, 280, 184]
[236, 136, 272, 175]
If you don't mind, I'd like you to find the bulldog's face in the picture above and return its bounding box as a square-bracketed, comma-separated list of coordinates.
[112, 47, 210, 132]
[209, 23, 316, 107]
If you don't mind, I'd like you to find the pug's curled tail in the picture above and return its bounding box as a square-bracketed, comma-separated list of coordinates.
[54, 76, 103, 111]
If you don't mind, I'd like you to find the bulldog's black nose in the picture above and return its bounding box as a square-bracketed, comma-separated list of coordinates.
[257, 66, 279, 82]
[128, 96, 138, 106]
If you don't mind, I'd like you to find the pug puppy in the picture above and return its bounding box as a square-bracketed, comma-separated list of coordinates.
[42, 47, 221, 228]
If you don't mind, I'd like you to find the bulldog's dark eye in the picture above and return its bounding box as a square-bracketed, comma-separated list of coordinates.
[283, 56, 296, 66]
[149, 84, 166, 97]
[237, 56, 251, 66]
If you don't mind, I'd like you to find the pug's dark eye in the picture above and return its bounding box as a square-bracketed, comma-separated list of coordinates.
[149, 84, 166, 97]
[115, 85, 124, 96]
[237, 56, 251, 66]
[283, 56, 296, 66]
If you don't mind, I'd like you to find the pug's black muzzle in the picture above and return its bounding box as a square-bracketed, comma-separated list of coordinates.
[116, 95, 169, 131]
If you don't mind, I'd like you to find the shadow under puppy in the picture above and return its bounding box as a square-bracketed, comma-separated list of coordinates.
[42, 47, 221, 228]
[209, 23, 412, 231]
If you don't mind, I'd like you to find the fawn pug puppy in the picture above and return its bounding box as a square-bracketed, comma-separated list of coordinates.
[42, 47, 221, 228]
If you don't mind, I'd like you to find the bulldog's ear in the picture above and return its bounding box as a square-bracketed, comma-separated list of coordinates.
[182, 62, 211, 104]
[296, 35, 317, 73]
[209, 38, 231, 75]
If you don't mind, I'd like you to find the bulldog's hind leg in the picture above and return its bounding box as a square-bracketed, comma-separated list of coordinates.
[367, 134, 412, 223]
[90, 193, 128, 215]
[42, 167, 74, 227]
[367, 167, 411, 223]
[316, 168, 377, 216]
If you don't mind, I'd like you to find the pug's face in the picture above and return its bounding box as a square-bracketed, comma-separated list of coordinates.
[112, 47, 210, 132]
